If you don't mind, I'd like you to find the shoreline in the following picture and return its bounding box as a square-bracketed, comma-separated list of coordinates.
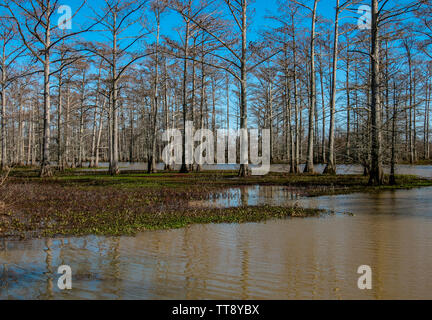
[1, 169, 432, 240]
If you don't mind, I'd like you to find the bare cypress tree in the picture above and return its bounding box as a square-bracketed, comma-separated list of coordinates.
[0, 21, 25, 170]
[368, 0, 384, 185]
[148, 0, 167, 173]
[293, 0, 319, 174]
[5, 0, 95, 177]
[368, 0, 421, 184]
[178, 0, 279, 176]
[86, 0, 149, 175]
[178, 0, 192, 173]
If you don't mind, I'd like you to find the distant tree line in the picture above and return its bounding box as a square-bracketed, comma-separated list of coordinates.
[0, 0, 430, 185]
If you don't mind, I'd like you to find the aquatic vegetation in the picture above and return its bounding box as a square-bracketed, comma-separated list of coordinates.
[1, 170, 431, 239]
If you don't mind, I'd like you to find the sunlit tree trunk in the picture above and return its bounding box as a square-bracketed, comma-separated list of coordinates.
[40, 25, 52, 177]
[0, 63, 6, 171]
[369, 0, 384, 185]
[180, 18, 190, 173]
[304, 0, 318, 173]
[238, 0, 249, 177]
[109, 12, 120, 176]
[324, 0, 340, 175]
[148, 8, 162, 173]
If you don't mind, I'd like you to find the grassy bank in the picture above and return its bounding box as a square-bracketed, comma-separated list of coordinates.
[1, 168, 431, 239]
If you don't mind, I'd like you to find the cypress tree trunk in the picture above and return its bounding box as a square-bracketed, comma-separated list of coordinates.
[304, 0, 318, 174]
[369, 0, 384, 185]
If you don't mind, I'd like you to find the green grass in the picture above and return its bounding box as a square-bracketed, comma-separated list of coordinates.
[37, 205, 325, 238]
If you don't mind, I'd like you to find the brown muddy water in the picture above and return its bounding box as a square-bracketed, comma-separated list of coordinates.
[1, 183, 432, 300]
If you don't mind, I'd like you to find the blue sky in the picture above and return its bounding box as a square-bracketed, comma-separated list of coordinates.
[51, 0, 367, 128]
[63, 0, 343, 45]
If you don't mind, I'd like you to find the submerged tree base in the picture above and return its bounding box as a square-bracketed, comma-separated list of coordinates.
[39, 165, 53, 178]
[238, 164, 251, 177]
[323, 163, 336, 175]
